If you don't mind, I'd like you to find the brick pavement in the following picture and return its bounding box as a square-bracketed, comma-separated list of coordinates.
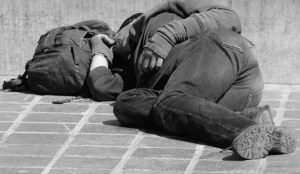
[0, 82, 299, 174]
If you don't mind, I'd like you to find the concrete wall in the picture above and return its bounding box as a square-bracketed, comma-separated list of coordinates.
[0, 0, 300, 84]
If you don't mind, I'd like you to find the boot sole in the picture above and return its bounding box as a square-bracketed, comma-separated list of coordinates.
[232, 124, 275, 159]
[271, 127, 297, 154]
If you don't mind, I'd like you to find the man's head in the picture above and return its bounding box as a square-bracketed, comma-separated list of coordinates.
[113, 13, 143, 60]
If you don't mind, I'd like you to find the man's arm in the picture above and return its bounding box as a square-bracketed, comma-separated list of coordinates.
[146, 5, 241, 59]
[130, 0, 241, 44]
[88, 64, 124, 101]
[132, 0, 242, 73]
[87, 35, 124, 101]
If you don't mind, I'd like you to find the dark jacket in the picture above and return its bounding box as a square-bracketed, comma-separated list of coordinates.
[88, 0, 242, 101]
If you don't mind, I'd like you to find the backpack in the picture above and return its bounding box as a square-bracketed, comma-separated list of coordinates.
[3, 21, 112, 98]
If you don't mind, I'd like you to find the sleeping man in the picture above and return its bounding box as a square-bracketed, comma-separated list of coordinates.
[87, 0, 296, 160]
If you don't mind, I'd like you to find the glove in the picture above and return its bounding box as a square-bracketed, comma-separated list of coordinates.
[90, 34, 115, 63]
[138, 32, 173, 74]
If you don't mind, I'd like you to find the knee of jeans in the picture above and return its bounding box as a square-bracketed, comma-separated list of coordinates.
[113, 90, 136, 125]
[113, 88, 159, 126]
[152, 91, 182, 129]
[113, 99, 128, 125]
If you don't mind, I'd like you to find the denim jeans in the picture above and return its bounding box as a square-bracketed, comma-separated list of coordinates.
[114, 29, 264, 147]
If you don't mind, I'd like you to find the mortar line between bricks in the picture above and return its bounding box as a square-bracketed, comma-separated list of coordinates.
[0, 110, 115, 116]
[184, 145, 205, 174]
[274, 86, 291, 126]
[255, 158, 267, 174]
[41, 103, 98, 174]
[0, 95, 42, 144]
[110, 132, 145, 174]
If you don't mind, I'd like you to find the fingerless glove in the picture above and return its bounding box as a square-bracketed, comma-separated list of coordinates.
[90, 36, 113, 63]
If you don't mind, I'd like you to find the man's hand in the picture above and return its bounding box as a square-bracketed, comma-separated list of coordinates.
[91, 33, 115, 48]
[138, 47, 164, 74]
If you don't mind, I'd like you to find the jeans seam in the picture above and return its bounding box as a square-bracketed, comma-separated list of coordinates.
[241, 87, 263, 111]
[244, 66, 259, 75]
[241, 94, 253, 111]
[208, 35, 244, 53]
[156, 101, 238, 135]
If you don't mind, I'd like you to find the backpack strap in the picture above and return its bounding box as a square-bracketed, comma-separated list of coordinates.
[2, 58, 32, 91]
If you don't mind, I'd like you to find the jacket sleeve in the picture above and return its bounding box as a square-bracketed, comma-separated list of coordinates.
[87, 67, 124, 101]
[131, 0, 242, 59]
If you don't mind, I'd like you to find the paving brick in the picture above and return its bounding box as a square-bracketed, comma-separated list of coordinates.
[262, 90, 283, 100]
[54, 157, 120, 169]
[39, 95, 69, 102]
[194, 160, 259, 173]
[259, 100, 281, 109]
[267, 151, 300, 161]
[0, 122, 12, 131]
[0, 103, 27, 112]
[0, 112, 19, 121]
[288, 91, 300, 100]
[0, 168, 43, 174]
[0, 144, 60, 156]
[123, 170, 183, 174]
[32, 104, 89, 113]
[40, 95, 93, 103]
[200, 147, 239, 160]
[132, 147, 194, 159]
[286, 101, 300, 109]
[284, 110, 300, 119]
[65, 124, 77, 131]
[264, 161, 300, 174]
[6, 133, 68, 145]
[64, 146, 127, 158]
[24, 113, 82, 123]
[294, 130, 300, 139]
[193, 172, 252, 174]
[88, 114, 117, 123]
[95, 105, 113, 113]
[72, 134, 135, 146]
[64, 124, 77, 131]
[281, 120, 300, 128]
[139, 136, 197, 149]
[270, 110, 277, 118]
[0, 92, 35, 103]
[15, 123, 69, 133]
[49, 168, 111, 174]
[125, 158, 189, 170]
[79, 124, 139, 134]
[0, 156, 51, 167]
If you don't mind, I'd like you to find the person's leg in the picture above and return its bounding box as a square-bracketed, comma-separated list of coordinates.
[113, 88, 160, 129]
[152, 30, 259, 147]
[217, 47, 264, 112]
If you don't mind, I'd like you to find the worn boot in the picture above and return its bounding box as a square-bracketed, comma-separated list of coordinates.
[242, 105, 274, 125]
[232, 124, 296, 160]
[241, 105, 296, 154]
[271, 127, 297, 154]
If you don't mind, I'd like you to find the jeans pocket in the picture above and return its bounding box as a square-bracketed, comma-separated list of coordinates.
[241, 89, 263, 111]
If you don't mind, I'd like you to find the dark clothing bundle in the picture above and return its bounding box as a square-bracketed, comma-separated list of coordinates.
[114, 29, 263, 147]
[3, 20, 114, 95]
[87, 0, 242, 100]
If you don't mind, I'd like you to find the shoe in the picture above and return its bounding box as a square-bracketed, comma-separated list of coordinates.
[242, 105, 296, 154]
[232, 124, 297, 159]
[232, 124, 275, 159]
[242, 105, 274, 125]
[271, 127, 297, 154]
